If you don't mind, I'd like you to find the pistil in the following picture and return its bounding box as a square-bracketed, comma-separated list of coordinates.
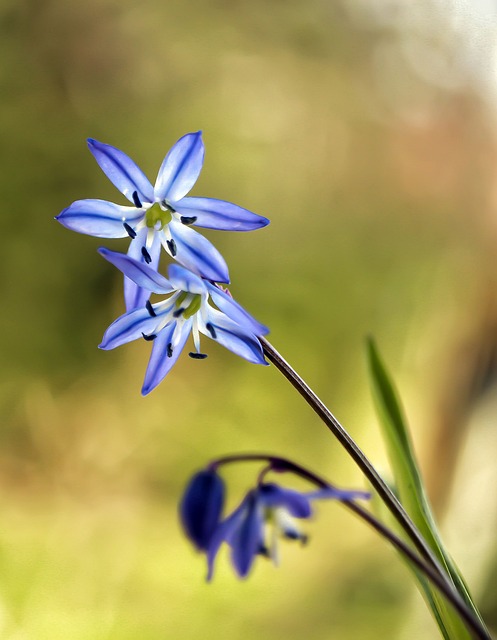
[145, 202, 173, 230]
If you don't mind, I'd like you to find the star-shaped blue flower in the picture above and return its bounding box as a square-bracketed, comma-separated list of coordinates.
[98, 248, 269, 395]
[56, 132, 269, 310]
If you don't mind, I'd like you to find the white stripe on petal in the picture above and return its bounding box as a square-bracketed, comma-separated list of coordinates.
[56, 200, 141, 238]
[154, 132, 204, 203]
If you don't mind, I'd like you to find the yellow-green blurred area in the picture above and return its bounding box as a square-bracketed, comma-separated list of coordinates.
[2, 0, 497, 637]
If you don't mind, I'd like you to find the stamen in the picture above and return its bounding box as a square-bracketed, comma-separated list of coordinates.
[258, 544, 271, 558]
[145, 300, 156, 317]
[166, 239, 177, 257]
[123, 222, 137, 239]
[167, 343, 173, 358]
[132, 191, 142, 208]
[173, 307, 185, 318]
[205, 322, 217, 339]
[180, 215, 197, 225]
[188, 352, 208, 359]
[283, 531, 300, 541]
[282, 531, 308, 545]
[161, 200, 176, 213]
[142, 332, 157, 341]
[141, 247, 152, 264]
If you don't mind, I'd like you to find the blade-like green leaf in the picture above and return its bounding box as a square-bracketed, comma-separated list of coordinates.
[366, 337, 488, 639]
[371, 489, 453, 638]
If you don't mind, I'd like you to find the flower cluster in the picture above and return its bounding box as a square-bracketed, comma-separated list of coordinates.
[56, 132, 270, 391]
[179, 457, 370, 580]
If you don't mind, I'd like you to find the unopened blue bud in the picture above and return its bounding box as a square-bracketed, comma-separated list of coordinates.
[179, 469, 225, 551]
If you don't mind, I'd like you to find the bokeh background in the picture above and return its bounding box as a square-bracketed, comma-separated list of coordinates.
[2, 0, 497, 638]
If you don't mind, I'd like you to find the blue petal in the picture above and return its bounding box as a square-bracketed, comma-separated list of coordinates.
[88, 139, 154, 204]
[99, 307, 159, 350]
[98, 247, 174, 294]
[229, 493, 264, 578]
[141, 319, 192, 395]
[306, 488, 371, 502]
[176, 197, 270, 231]
[202, 309, 267, 365]
[154, 132, 204, 203]
[206, 283, 269, 336]
[124, 230, 162, 311]
[56, 200, 141, 238]
[206, 501, 247, 582]
[258, 484, 311, 518]
[167, 221, 230, 284]
[167, 263, 207, 296]
[180, 469, 225, 551]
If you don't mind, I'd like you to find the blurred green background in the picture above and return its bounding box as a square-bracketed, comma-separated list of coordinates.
[1, 0, 497, 638]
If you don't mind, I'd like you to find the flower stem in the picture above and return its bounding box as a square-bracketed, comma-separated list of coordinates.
[260, 336, 491, 639]
[260, 338, 437, 563]
[344, 500, 490, 640]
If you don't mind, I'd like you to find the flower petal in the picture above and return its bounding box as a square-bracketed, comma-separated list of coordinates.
[229, 493, 264, 578]
[180, 469, 225, 552]
[141, 318, 192, 395]
[206, 283, 269, 336]
[154, 132, 204, 203]
[176, 197, 269, 231]
[167, 263, 207, 296]
[56, 200, 141, 238]
[124, 230, 162, 311]
[98, 247, 174, 294]
[167, 221, 230, 284]
[206, 501, 247, 582]
[201, 309, 267, 365]
[99, 307, 159, 350]
[87, 139, 154, 204]
[258, 484, 312, 519]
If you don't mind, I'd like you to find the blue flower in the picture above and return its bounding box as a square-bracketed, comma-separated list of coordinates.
[56, 132, 269, 310]
[98, 248, 269, 395]
[180, 469, 225, 552]
[205, 483, 370, 580]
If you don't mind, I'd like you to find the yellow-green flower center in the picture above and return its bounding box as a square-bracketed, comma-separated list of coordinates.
[176, 291, 202, 319]
[182, 294, 202, 319]
[145, 202, 172, 229]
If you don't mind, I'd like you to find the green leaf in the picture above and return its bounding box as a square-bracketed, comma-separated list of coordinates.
[366, 337, 487, 639]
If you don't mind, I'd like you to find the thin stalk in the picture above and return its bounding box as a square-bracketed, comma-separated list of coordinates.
[259, 340, 468, 594]
[344, 500, 489, 640]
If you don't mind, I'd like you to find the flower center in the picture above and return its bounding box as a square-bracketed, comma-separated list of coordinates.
[172, 292, 203, 319]
[182, 294, 202, 319]
[145, 202, 173, 229]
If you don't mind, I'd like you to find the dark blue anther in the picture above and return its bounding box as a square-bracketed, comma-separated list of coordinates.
[180, 216, 197, 225]
[167, 343, 173, 358]
[132, 191, 142, 208]
[123, 222, 137, 239]
[166, 239, 177, 257]
[188, 352, 208, 359]
[145, 300, 156, 317]
[142, 332, 157, 341]
[161, 200, 176, 212]
[173, 307, 185, 318]
[205, 322, 217, 339]
[141, 247, 152, 264]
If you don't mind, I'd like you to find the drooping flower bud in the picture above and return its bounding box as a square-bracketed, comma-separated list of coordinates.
[179, 469, 225, 551]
